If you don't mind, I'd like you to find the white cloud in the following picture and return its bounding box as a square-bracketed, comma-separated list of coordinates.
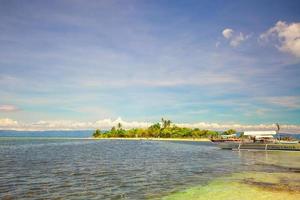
[0, 104, 20, 112]
[94, 117, 151, 129]
[222, 28, 234, 39]
[0, 118, 19, 127]
[260, 21, 300, 57]
[176, 122, 300, 133]
[222, 28, 249, 47]
[1, 118, 300, 133]
[0, 117, 151, 131]
[229, 32, 247, 47]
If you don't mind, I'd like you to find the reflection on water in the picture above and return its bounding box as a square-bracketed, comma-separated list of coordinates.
[0, 138, 299, 200]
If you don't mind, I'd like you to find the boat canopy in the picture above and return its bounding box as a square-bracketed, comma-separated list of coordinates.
[221, 134, 236, 138]
[243, 131, 276, 136]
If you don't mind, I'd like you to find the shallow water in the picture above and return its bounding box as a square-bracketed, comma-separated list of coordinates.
[163, 172, 300, 200]
[0, 138, 299, 199]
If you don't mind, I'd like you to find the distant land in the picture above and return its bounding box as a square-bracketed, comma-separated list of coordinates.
[91, 119, 300, 140]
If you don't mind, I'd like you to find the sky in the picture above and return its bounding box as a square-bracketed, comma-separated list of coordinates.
[0, 0, 300, 131]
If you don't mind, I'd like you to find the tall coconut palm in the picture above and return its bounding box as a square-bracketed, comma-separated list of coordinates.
[161, 118, 171, 129]
[117, 122, 122, 130]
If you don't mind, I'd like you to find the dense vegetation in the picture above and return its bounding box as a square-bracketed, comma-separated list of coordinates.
[92, 118, 236, 139]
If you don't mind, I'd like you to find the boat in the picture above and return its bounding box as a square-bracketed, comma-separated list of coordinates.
[217, 126, 300, 151]
[276, 140, 299, 144]
[211, 138, 241, 142]
[219, 142, 300, 151]
[211, 133, 241, 143]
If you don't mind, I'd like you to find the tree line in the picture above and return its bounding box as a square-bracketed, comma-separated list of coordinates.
[92, 118, 237, 139]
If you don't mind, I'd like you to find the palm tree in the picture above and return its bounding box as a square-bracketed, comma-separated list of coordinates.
[166, 119, 171, 127]
[93, 129, 101, 137]
[111, 126, 116, 132]
[161, 118, 172, 129]
[117, 122, 122, 130]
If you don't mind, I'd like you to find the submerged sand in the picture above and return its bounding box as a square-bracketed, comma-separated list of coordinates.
[162, 171, 300, 200]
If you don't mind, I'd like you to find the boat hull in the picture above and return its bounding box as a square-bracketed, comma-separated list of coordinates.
[276, 141, 299, 144]
[218, 143, 300, 151]
[211, 139, 241, 142]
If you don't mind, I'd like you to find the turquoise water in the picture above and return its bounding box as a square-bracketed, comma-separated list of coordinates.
[0, 130, 92, 138]
[0, 136, 299, 199]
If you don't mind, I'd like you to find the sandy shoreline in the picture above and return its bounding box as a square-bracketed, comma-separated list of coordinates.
[93, 137, 211, 142]
[0, 137, 211, 142]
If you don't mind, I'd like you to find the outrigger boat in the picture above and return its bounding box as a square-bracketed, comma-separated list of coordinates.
[276, 140, 299, 144]
[216, 124, 300, 151]
[211, 133, 241, 143]
[211, 138, 241, 142]
[218, 142, 300, 151]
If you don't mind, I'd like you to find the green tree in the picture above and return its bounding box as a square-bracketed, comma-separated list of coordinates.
[92, 129, 101, 138]
[117, 122, 122, 130]
[92, 118, 228, 139]
[110, 126, 117, 137]
[161, 128, 172, 138]
[223, 129, 237, 135]
[161, 118, 171, 129]
[207, 130, 219, 139]
[148, 123, 161, 137]
[127, 128, 138, 138]
[238, 133, 248, 139]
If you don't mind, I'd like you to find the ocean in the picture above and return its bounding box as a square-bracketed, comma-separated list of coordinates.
[0, 131, 299, 199]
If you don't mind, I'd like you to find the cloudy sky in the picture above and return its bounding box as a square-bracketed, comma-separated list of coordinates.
[0, 0, 300, 131]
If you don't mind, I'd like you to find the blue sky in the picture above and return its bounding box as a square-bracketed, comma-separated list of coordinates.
[0, 0, 300, 130]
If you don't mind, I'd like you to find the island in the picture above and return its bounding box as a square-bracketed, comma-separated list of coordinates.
[92, 118, 236, 141]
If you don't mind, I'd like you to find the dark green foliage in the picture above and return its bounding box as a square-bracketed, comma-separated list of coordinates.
[117, 122, 122, 130]
[92, 119, 222, 139]
[238, 133, 248, 139]
[223, 129, 237, 135]
[92, 129, 101, 137]
[161, 118, 171, 129]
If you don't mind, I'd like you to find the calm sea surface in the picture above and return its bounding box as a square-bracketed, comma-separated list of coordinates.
[0, 132, 300, 199]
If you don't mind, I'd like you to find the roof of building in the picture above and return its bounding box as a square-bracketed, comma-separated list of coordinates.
[243, 131, 277, 136]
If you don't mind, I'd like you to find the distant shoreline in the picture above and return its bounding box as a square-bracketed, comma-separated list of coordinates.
[0, 136, 211, 142]
[93, 137, 211, 142]
[0, 137, 94, 140]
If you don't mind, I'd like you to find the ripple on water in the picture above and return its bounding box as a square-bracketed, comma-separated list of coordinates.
[1, 139, 300, 199]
